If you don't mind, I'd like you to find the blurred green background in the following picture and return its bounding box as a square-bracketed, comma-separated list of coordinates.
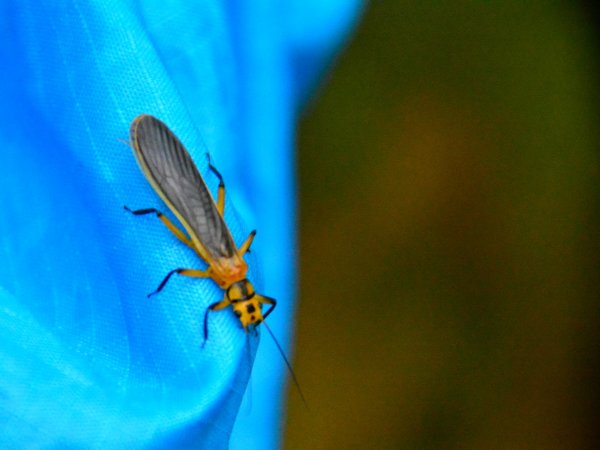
[285, 2, 599, 449]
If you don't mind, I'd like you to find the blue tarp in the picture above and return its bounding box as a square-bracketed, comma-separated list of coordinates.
[0, 1, 361, 448]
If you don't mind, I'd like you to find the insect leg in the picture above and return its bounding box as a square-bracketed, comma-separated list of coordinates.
[148, 268, 210, 298]
[238, 230, 256, 256]
[202, 298, 230, 346]
[206, 155, 225, 215]
[124, 206, 194, 248]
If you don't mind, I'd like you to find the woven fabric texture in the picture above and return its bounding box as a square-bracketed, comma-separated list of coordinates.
[0, 1, 361, 448]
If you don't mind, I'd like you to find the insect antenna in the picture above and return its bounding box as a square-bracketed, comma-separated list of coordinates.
[262, 321, 309, 409]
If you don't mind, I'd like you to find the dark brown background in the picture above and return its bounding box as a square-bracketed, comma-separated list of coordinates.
[286, 2, 600, 449]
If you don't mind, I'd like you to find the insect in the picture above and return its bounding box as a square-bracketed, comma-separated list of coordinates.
[124, 114, 277, 342]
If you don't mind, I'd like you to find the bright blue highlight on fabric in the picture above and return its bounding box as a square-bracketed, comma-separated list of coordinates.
[0, 1, 362, 448]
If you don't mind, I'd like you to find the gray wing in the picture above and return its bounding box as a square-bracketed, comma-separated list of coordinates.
[130, 114, 237, 259]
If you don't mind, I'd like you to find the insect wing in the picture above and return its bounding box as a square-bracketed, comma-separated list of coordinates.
[130, 115, 236, 259]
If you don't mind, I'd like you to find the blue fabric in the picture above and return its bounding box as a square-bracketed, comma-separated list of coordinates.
[0, 1, 361, 449]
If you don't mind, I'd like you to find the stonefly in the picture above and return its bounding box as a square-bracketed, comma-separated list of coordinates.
[124, 115, 306, 404]
[125, 114, 277, 341]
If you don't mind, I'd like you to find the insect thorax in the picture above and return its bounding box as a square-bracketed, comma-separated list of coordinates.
[212, 255, 248, 288]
